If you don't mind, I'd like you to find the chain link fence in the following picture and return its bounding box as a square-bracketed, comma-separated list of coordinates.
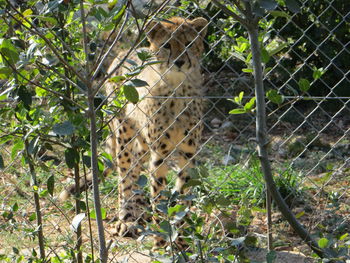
[1, 0, 349, 262]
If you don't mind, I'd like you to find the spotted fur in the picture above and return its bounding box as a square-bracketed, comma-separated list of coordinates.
[105, 17, 208, 241]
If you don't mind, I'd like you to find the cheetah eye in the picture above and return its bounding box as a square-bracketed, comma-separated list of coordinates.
[163, 43, 171, 49]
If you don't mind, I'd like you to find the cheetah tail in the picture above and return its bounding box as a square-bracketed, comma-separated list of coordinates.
[58, 168, 112, 201]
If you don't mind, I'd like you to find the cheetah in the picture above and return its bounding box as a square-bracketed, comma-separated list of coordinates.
[61, 16, 208, 243]
[106, 17, 208, 241]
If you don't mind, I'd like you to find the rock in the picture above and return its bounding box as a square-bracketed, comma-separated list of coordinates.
[222, 155, 235, 165]
[211, 118, 222, 128]
[220, 120, 235, 131]
[287, 136, 306, 157]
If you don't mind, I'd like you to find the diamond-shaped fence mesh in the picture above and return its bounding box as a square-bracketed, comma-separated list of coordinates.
[0, 0, 349, 262]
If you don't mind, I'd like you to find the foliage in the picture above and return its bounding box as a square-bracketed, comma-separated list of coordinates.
[0, 0, 153, 261]
[195, 0, 348, 110]
[271, 0, 349, 99]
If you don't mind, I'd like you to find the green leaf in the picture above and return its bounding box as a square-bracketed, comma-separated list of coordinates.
[71, 213, 85, 232]
[259, 0, 278, 10]
[136, 174, 148, 187]
[11, 140, 24, 160]
[123, 85, 139, 104]
[266, 90, 283, 104]
[90, 208, 106, 220]
[12, 202, 18, 212]
[234, 91, 244, 104]
[298, 78, 310, 92]
[231, 237, 245, 246]
[339, 233, 348, 241]
[0, 38, 19, 64]
[64, 148, 79, 169]
[18, 86, 32, 109]
[230, 52, 246, 62]
[39, 189, 48, 197]
[216, 196, 231, 206]
[22, 9, 33, 18]
[318, 237, 329, 248]
[47, 175, 55, 196]
[35, 87, 47, 97]
[244, 97, 256, 111]
[267, 42, 288, 56]
[159, 220, 172, 234]
[53, 121, 74, 136]
[111, 3, 126, 22]
[184, 179, 201, 187]
[89, 42, 97, 52]
[242, 68, 253, 73]
[125, 68, 142, 77]
[109, 75, 126, 83]
[0, 67, 11, 79]
[129, 79, 149, 87]
[33, 15, 58, 25]
[79, 201, 86, 211]
[252, 1, 265, 16]
[312, 67, 326, 80]
[0, 154, 4, 169]
[28, 213, 36, 221]
[168, 205, 182, 217]
[27, 136, 39, 155]
[156, 203, 168, 214]
[0, 94, 7, 101]
[285, 0, 301, 13]
[261, 48, 270, 63]
[266, 250, 276, 263]
[229, 108, 247, 115]
[83, 155, 91, 168]
[295, 210, 305, 219]
[239, 91, 244, 102]
[269, 10, 291, 19]
[137, 50, 153, 61]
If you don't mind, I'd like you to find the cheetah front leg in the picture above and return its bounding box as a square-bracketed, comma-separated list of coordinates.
[148, 148, 172, 247]
[175, 136, 198, 194]
[114, 121, 149, 237]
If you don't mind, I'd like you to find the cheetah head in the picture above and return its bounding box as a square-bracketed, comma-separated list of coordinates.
[147, 17, 208, 73]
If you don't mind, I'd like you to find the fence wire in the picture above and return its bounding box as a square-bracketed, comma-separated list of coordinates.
[0, 0, 349, 262]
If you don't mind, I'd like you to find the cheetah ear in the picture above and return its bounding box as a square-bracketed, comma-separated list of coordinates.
[146, 20, 165, 41]
[190, 17, 208, 37]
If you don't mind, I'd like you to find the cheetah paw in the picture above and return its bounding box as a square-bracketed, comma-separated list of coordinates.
[113, 221, 141, 238]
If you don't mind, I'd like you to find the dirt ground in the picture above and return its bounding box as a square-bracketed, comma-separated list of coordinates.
[112, 249, 315, 263]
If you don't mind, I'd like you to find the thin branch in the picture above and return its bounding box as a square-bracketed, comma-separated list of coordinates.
[93, 33, 140, 96]
[1, 52, 85, 110]
[92, 19, 121, 76]
[2, 57, 85, 111]
[42, 22, 81, 63]
[35, 61, 86, 94]
[129, 1, 141, 33]
[91, 10, 130, 84]
[80, 0, 91, 75]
